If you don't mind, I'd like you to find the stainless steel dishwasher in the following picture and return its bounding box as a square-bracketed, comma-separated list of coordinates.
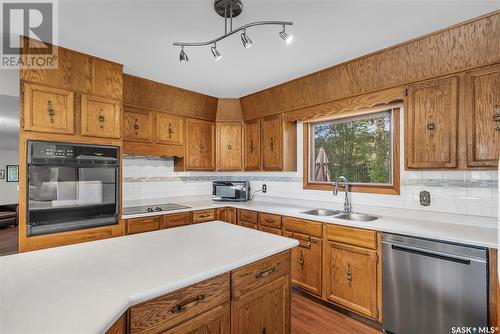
[382, 233, 488, 334]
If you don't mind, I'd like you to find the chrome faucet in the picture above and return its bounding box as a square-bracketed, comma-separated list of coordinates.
[333, 176, 352, 213]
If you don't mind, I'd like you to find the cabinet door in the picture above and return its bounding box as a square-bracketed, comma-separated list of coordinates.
[161, 212, 190, 229]
[186, 119, 215, 170]
[325, 242, 378, 319]
[262, 115, 283, 171]
[217, 122, 243, 170]
[405, 76, 458, 168]
[162, 303, 230, 334]
[286, 233, 322, 296]
[465, 64, 500, 167]
[156, 113, 184, 146]
[24, 83, 74, 134]
[217, 208, 237, 224]
[244, 119, 261, 170]
[232, 276, 289, 334]
[126, 216, 160, 235]
[81, 94, 121, 138]
[123, 107, 153, 142]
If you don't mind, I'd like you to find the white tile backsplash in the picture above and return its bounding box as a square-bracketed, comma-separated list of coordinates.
[123, 111, 498, 218]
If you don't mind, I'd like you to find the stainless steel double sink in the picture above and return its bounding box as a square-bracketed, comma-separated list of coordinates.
[301, 209, 378, 222]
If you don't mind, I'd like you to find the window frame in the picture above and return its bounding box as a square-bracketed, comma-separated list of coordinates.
[303, 107, 400, 195]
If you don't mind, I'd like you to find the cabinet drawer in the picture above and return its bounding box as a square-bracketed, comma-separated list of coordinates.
[81, 94, 121, 138]
[126, 216, 160, 235]
[260, 225, 283, 236]
[325, 224, 376, 250]
[259, 213, 282, 229]
[238, 209, 258, 224]
[129, 273, 230, 334]
[192, 209, 215, 223]
[283, 216, 322, 238]
[232, 251, 290, 298]
[161, 212, 190, 229]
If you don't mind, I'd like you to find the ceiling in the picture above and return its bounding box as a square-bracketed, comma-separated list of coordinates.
[41, 1, 500, 97]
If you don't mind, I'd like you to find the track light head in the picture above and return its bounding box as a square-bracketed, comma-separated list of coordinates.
[179, 46, 189, 63]
[211, 44, 222, 61]
[240, 29, 253, 48]
[279, 26, 293, 45]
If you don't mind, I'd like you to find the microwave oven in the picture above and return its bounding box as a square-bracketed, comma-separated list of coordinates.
[212, 181, 250, 202]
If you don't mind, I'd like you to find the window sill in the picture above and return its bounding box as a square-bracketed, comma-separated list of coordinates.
[303, 182, 400, 195]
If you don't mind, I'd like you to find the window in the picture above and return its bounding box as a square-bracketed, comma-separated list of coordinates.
[304, 108, 400, 194]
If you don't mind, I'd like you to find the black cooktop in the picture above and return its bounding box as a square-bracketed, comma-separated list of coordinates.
[122, 203, 191, 215]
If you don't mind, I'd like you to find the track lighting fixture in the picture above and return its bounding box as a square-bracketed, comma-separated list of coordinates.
[179, 46, 189, 63]
[240, 29, 253, 48]
[279, 25, 293, 45]
[173, 0, 293, 62]
[211, 43, 222, 61]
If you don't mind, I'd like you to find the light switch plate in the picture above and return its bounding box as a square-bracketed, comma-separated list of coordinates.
[419, 191, 431, 206]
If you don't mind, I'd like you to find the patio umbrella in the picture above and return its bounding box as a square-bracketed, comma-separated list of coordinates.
[314, 147, 331, 182]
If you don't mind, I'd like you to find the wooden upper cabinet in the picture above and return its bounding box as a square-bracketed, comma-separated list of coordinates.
[325, 242, 378, 319]
[261, 114, 297, 171]
[405, 76, 459, 169]
[23, 83, 74, 134]
[262, 115, 283, 170]
[123, 107, 153, 142]
[216, 122, 242, 171]
[156, 113, 184, 146]
[185, 118, 215, 170]
[465, 64, 500, 168]
[81, 94, 121, 138]
[244, 119, 261, 170]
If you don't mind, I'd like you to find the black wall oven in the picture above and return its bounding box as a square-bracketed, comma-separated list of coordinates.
[27, 141, 120, 236]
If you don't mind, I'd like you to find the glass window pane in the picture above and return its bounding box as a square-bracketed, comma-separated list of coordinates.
[310, 110, 392, 185]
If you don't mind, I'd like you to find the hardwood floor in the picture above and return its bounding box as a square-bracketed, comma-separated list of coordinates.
[0, 225, 18, 256]
[291, 289, 382, 334]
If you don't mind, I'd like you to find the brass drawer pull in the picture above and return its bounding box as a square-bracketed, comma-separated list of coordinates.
[98, 111, 105, 128]
[227, 144, 232, 150]
[133, 119, 140, 135]
[346, 263, 353, 288]
[494, 105, 500, 131]
[198, 214, 211, 218]
[427, 116, 435, 137]
[168, 294, 206, 314]
[250, 140, 255, 153]
[255, 266, 275, 279]
[47, 100, 55, 123]
[168, 123, 173, 138]
[298, 251, 305, 266]
[298, 240, 311, 249]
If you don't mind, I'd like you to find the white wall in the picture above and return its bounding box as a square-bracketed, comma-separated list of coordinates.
[0, 149, 19, 204]
[123, 110, 498, 218]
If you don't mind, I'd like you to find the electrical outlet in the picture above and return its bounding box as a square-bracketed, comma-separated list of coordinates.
[262, 184, 267, 193]
[419, 191, 431, 206]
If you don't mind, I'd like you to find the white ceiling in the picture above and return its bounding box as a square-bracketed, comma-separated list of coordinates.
[43, 1, 500, 97]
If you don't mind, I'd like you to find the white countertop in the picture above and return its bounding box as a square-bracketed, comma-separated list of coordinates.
[123, 196, 498, 249]
[0, 222, 298, 334]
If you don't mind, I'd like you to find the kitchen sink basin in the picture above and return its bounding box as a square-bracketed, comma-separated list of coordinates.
[334, 213, 378, 222]
[301, 209, 341, 216]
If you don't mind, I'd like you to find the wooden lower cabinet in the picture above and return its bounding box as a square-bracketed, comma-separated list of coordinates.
[192, 209, 215, 223]
[285, 231, 322, 296]
[162, 303, 230, 334]
[217, 208, 237, 224]
[238, 209, 258, 229]
[232, 275, 290, 334]
[125, 216, 160, 235]
[161, 212, 191, 229]
[324, 241, 378, 319]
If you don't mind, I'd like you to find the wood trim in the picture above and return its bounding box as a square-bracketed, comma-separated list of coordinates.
[123, 141, 185, 158]
[303, 108, 400, 195]
[240, 11, 500, 120]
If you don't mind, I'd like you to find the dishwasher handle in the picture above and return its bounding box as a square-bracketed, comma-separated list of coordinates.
[390, 244, 472, 265]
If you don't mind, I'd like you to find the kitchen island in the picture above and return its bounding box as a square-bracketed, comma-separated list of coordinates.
[0, 222, 298, 333]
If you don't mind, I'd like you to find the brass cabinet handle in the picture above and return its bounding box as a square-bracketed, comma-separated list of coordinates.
[262, 327, 267, 334]
[133, 119, 140, 135]
[168, 294, 206, 314]
[198, 214, 210, 218]
[298, 251, 305, 266]
[98, 110, 105, 128]
[255, 266, 275, 279]
[494, 105, 500, 131]
[168, 123, 173, 138]
[250, 139, 255, 153]
[269, 137, 274, 151]
[199, 141, 204, 152]
[427, 116, 435, 137]
[227, 144, 232, 150]
[47, 100, 55, 123]
[346, 263, 353, 288]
